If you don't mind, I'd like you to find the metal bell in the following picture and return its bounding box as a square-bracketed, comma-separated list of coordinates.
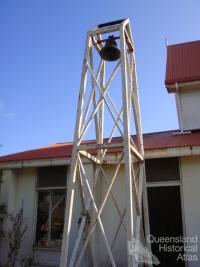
[100, 35, 120, 61]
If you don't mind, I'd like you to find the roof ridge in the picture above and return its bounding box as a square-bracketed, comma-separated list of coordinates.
[142, 129, 178, 135]
[168, 40, 200, 47]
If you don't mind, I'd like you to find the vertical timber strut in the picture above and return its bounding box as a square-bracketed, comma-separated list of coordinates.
[60, 18, 152, 267]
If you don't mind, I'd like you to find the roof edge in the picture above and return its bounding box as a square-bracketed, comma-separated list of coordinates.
[165, 80, 200, 93]
[1, 145, 200, 169]
[167, 39, 200, 48]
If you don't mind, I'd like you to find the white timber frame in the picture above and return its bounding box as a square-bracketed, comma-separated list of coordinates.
[60, 18, 151, 267]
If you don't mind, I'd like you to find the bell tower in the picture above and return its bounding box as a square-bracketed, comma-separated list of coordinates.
[60, 19, 151, 267]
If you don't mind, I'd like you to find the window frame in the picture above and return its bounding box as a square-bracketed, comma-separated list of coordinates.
[34, 167, 67, 249]
[145, 157, 187, 250]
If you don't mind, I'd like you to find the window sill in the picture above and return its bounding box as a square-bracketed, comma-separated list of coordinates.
[33, 247, 61, 252]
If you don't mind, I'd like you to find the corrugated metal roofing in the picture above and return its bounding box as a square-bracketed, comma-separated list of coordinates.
[165, 40, 200, 88]
[1, 130, 200, 163]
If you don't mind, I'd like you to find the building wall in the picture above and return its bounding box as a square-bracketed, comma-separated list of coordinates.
[0, 164, 131, 266]
[1, 156, 200, 266]
[96, 165, 128, 266]
[0, 164, 93, 266]
[0, 169, 18, 264]
[181, 156, 200, 266]
[17, 168, 37, 260]
[0, 168, 36, 265]
[179, 88, 200, 131]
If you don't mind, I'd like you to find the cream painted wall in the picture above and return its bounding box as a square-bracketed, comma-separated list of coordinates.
[179, 88, 200, 131]
[92, 164, 141, 267]
[0, 169, 18, 214]
[16, 168, 37, 259]
[181, 156, 200, 266]
[0, 168, 36, 265]
[98, 165, 127, 266]
[0, 163, 140, 267]
[1, 157, 200, 266]
[0, 169, 18, 263]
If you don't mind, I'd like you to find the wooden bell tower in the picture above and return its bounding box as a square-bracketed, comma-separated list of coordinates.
[60, 18, 151, 267]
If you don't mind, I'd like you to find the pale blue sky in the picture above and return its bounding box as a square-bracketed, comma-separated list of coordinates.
[0, 0, 200, 155]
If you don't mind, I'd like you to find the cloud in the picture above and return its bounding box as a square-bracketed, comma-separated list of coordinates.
[0, 100, 16, 119]
[0, 100, 4, 111]
[4, 112, 16, 119]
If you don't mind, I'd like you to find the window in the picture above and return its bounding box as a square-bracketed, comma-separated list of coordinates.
[145, 158, 184, 266]
[35, 166, 67, 248]
[145, 157, 180, 182]
[147, 186, 184, 267]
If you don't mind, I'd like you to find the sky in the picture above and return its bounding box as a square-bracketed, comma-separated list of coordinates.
[0, 0, 200, 155]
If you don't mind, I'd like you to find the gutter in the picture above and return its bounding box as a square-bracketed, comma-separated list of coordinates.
[0, 157, 71, 169]
[166, 80, 200, 93]
[145, 146, 200, 159]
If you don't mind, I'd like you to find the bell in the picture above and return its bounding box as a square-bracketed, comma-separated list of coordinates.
[100, 35, 120, 61]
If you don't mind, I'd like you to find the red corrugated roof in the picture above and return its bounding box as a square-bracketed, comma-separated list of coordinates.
[1, 130, 200, 163]
[165, 40, 200, 89]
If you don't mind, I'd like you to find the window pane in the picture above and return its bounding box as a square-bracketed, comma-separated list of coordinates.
[36, 192, 50, 247]
[50, 191, 66, 247]
[37, 166, 67, 188]
[145, 157, 180, 182]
